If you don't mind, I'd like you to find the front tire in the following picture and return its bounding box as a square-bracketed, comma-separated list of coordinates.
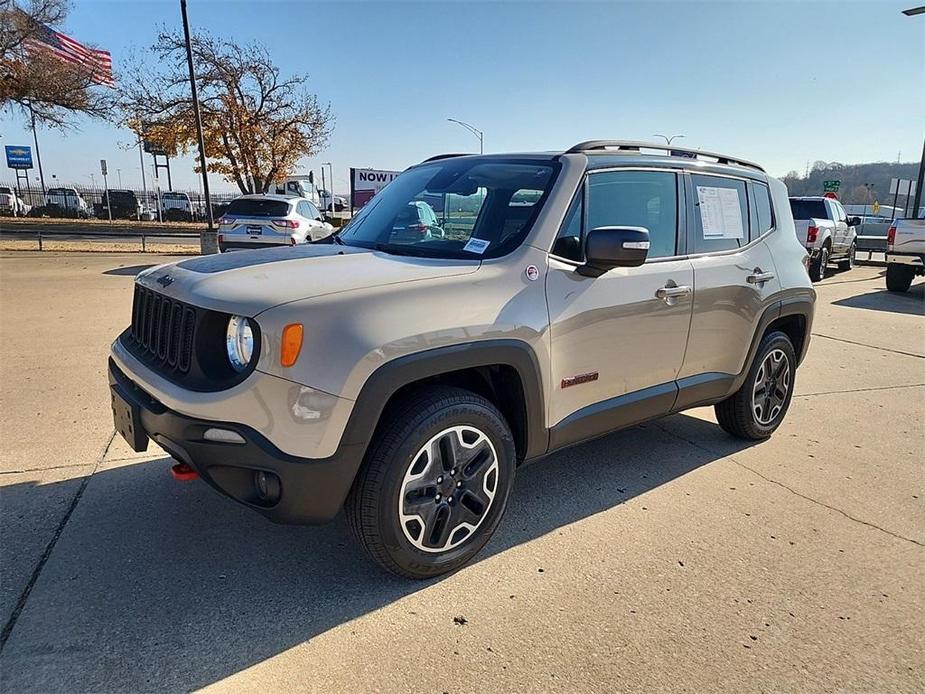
[346, 386, 516, 579]
[837, 243, 856, 271]
[886, 263, 914, 293]
[715, 331, 797, 440]
[809, 246, 829, 282]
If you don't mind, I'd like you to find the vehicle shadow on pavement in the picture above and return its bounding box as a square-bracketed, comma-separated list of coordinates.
[0, 413, 756, 692]
[832, 281, 925, 316]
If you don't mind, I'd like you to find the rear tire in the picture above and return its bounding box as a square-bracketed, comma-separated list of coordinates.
[809, 246, 829, 282]
[886, 263, 914, 293]
[346, 386, 516, 579]
[837, 243, 856, 271]
[715, 331, 796, 440]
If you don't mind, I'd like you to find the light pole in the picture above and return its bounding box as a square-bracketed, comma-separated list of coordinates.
[180, 0, 216, 252]
[117, 168, 123, 188]
[322, 162, 334, 212]
[653, 133, 684, 146]
[447, 118, 483, 154]
[903, 6, 924, 217]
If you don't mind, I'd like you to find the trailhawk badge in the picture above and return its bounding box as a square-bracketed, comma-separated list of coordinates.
[525, 265, 539, 281]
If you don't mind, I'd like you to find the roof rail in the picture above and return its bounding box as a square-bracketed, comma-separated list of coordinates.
[420, 153, 471, 164]
[565, 140, 765, 172]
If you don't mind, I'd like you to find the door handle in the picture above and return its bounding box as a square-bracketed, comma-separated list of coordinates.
[655, 285, 692, 302]
[746, 270, 775, 285]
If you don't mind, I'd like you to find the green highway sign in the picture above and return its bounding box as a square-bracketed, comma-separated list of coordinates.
[823, 180, 841, 192]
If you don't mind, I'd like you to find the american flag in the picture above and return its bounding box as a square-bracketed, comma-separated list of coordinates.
[23, 21, 114, 88]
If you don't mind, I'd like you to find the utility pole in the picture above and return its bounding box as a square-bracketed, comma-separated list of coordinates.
[139, 140, 148, 218]
[28, 103, 46, 199]
[902, 6, 924, 217]
[180, 0, 216, 253]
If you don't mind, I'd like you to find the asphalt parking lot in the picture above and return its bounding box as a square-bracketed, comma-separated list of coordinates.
[0, 251, 922, 693]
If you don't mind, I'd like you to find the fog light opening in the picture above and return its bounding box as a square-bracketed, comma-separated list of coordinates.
[203, 427, 246, 444]
[254, 470, 281, 505]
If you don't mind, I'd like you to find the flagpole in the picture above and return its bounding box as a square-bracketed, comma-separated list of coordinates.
[27, 103, 46, 201]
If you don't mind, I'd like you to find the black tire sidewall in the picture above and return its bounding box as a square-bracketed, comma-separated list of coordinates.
[744, 333, 797, 437]
[813, 247, 828, 282]
[373, 398, 516, 577]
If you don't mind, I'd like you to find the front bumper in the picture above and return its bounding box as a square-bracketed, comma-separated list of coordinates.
[109, 358, 365, 524]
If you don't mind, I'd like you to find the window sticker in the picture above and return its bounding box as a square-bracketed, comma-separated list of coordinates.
[463, 238, 490, 254]
[696, 186, 744, 239]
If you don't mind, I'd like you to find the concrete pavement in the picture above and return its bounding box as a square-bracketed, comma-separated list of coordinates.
[0, 254, 922, 692]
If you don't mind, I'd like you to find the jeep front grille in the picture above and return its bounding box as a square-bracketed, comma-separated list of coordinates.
[130, 285, 197, 374]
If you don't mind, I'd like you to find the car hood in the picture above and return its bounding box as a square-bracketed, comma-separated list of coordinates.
[136, 244, 480, 316]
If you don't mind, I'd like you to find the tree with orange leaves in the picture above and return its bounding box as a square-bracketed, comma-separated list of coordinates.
[120, 30, 333, 195]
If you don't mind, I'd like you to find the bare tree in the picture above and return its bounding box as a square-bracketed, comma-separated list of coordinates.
[0, 0, 114, 127]
[120, 30, 333, 195]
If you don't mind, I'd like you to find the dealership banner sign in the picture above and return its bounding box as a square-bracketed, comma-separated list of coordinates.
[350, 167, 400, 210]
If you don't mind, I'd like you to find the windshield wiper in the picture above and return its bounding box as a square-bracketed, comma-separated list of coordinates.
[373, 243, 421, 257]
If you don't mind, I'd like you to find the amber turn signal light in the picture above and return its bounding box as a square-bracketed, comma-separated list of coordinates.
[280, 323, 303, 367]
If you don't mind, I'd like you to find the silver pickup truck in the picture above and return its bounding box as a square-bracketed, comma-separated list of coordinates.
[886, 218, 925, 292]
[789, 196, 860, 282]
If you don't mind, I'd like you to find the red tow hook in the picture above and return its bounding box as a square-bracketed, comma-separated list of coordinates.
[170, 462, 200, 482]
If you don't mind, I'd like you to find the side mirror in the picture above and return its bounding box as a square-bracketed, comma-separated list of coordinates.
[848, 216, 861, 226]
[579, 226, 650, 277]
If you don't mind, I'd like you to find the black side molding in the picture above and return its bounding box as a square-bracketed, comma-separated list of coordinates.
[547, 382, 677, 453]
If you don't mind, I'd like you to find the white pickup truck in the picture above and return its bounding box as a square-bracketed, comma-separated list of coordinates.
[789, 196, 860, 282]
[886, 218, 925, 292]
[0, 186, 31, 216]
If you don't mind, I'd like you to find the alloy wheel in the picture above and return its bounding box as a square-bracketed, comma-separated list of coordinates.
[398, 425, 499, 553]
[751, 349, 791, 425]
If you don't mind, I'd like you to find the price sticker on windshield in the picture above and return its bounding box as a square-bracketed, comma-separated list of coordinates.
[463, 238, 490, 254]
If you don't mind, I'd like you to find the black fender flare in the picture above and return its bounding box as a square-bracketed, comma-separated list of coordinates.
[730, 292, 815, 393]
[339, 339, 548, 461]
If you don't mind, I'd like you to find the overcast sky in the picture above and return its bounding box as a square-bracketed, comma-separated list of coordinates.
[1, 0, 922, 194]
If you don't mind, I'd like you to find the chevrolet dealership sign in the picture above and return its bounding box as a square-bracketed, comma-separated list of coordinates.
[5, 146, 33, 170]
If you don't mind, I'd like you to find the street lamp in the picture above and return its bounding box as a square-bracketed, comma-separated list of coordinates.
[903, 7, 924, 216]
[653, 133, 684, 146]
[322, 162, 334, 212]
[447, 118, 484, 154]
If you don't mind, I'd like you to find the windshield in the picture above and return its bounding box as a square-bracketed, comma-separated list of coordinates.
[0, 187, 12, 194]
[108, 191, 136, 203]
[338, 158, 558, 259]
[789, 199, 828, 220]
[226, 198, 291, 217]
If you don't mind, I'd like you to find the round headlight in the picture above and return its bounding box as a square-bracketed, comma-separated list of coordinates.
[226, 316, 255, 372]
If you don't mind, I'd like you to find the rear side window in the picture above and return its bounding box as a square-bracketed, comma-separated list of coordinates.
[690, 174, 748, 254]
[226, 198, 291, 217]
[586, 170, 678, 259]
[752, 183, 774, 238]
[789, 199, 827, 220]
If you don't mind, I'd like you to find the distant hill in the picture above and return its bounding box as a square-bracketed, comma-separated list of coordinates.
[781, 161, 920, 206]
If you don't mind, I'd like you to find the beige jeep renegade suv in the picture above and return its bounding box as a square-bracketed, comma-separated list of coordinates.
[109, 141, 815, 578]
